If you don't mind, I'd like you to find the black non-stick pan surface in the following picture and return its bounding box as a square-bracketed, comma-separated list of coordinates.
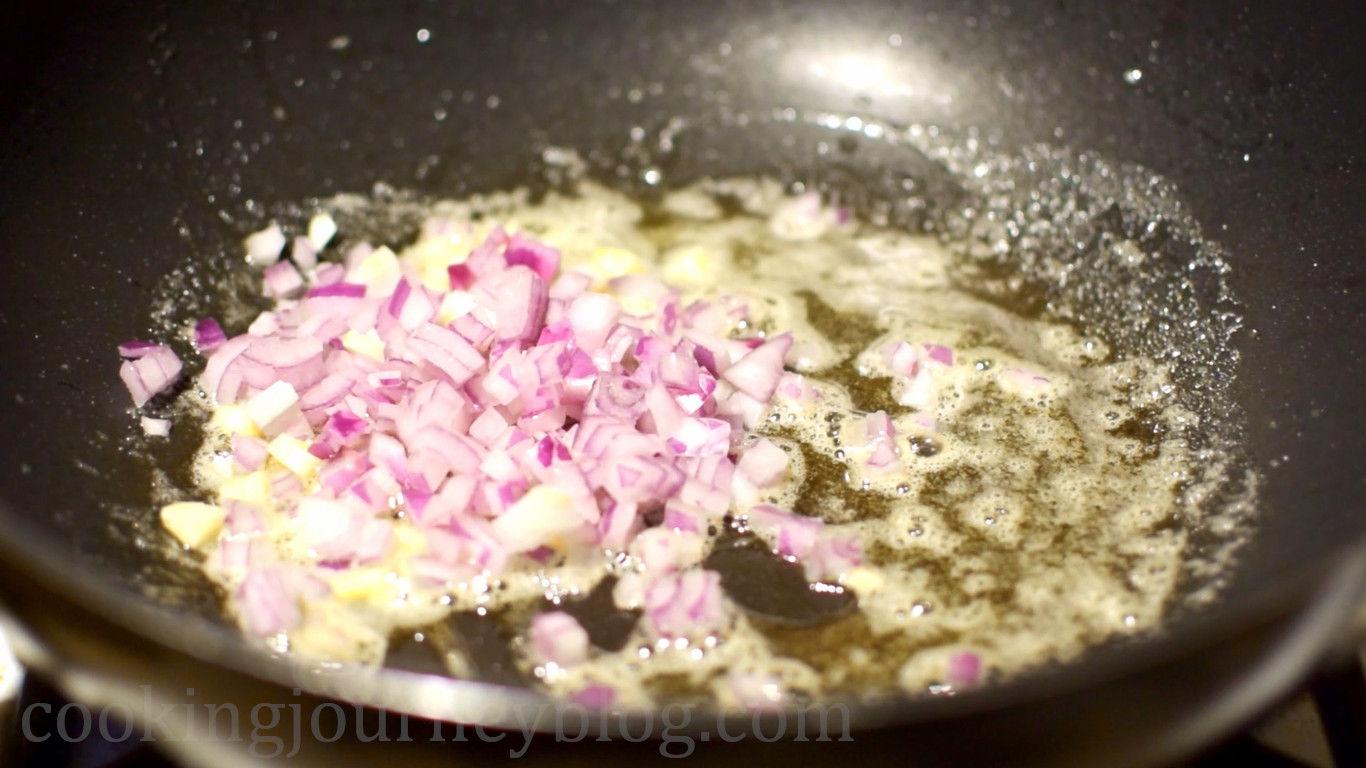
[0, 1, 1362, 766]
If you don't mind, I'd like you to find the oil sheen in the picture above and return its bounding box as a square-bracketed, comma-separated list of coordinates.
[189, 178, 1199, 708]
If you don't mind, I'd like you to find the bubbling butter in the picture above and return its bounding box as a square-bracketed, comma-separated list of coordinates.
[185, 178, 1203, 708]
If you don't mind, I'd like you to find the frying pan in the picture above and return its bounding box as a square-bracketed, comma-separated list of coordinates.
[0, 0, 1363, 765]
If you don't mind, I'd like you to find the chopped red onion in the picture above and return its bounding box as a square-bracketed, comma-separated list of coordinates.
[720, 332, 790, 403]
[247, 312, 280, 337]
[643, 569, 730, 640]
[596, 499, 640, 552]
[117, 339, 160, 359]
[747, 505, 822, 560]
[291, 236, 318, 271]
[550, 271, 591, 300]
[946, 651, 983, 688]
[475, 266, 548, 343]
[309, 410, 367, 459]
[130, 215, 856, 649]
[313, 263, 345, 286]
[999, 367, 1052, 397]
[225, 501, 265, 535]
[735, 438, 789, 488]
[569, 684, 617, 709]
[602, 455, 685, 505]
[386, 278, 437, 331]
[584, 374, 647, 421]
[862, 410, 900, 470]
[924, 344, 954, 366]
[193, 318, 227, 353]
[662, 501, 705, 533]
[803, 533, 863, 582]
[406, 322, 484, 385]
[864, 411, 895, 441]
[119, 345, 182, 407]
[774, 372, 819, 405]
[306, 282, 367, 298]
[867, 439, 899, 470]
[886, 341, 954, 377]
[885, 341, 953, 410]
[214, 537, 255, 575]
[238, 568, 303, 636]
[665, 416, 731, 457]
[567, 293, 620, 351]
[232, 434, 269, 471]
[299, 373, 357, 425]
[528, 611, 589, 667]
[504, 233, 561, 281]
[630, 527, 704, 573]
[263, 260, 304, 299]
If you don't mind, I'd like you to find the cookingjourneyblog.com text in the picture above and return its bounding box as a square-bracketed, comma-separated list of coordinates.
[18, 686, 854, 759]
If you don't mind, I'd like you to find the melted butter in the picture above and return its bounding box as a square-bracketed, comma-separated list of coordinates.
[187, 178, 1203, 707]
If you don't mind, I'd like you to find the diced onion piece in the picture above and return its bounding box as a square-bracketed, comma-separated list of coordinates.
[567, 293, 620, 351]
[804, 533, 863, 582]
[643, 569, 731, 640]
[238, 568, 303, 636]
[999, 368, 1053, 398]
[118, 345, 182, 407]
[504, 233, 561, 281]
[747, 504, 822, 560]
[291, 236, 318, 271]
[570, 685, 616, 709]
[924, 344, 954, 366]
[436, 290, 478, 325]
[262, 260, 304, 298]
[117, 340, 159, 359]
[864, 411, 895, 441]
[232, 434, 269, 470]
[735, 438, 789, 488]
[193, 318, 227, 353]
[721, 333, 792, 402]
[293, 497, 355, 552]
[127, 205, 836, 641]
[946, 651, 983, 688]
[630, 528, 705, 574]
[528, 611, 590, 667]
